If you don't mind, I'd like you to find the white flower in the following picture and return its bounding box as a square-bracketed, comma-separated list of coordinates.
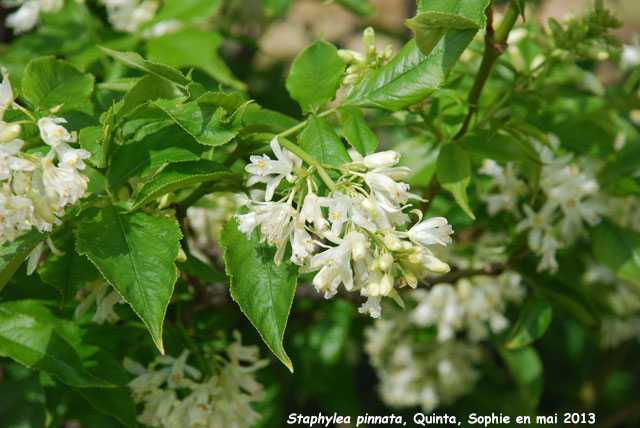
[6, 1, 40, 34]
[407, 215, 453, 247]
[320, 191, 376, 235]
[103, 0, 158, 33]
[55, 141, 91, 170]
[142, 19, 182, 38]
[622, 43, 640, 67]
[308, 231, 367, 297]
[0, 192, 34, 243]
[255, 201, 294, 247]
[537, 232, 559, 272]
[363, 150, 400, 169]
[358, 296, 382, 318]
[38, 117, 75, 147]
[0, 68, 14, 118]
[234, 211, 258, 238]
[42, 158, 88, 209]
[299, 193, 328, 232]
[290, 220, 314, 266]
[246, 136, 302, 202]
[0, 139, 35, 180]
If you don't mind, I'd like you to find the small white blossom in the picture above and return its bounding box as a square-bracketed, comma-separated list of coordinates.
[246, 136, 302, 202]
[363, 150, 400, 169]
[0, 68, 14, 117]
[102, 0, 158, 34]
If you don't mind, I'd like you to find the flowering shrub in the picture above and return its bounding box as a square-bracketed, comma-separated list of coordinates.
[0, 0, 639, 426]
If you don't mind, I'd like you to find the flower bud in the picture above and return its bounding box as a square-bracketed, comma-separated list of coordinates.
[380, 274, 394, 295]
[403, 271, 418, 288]
[338, 49, 356, 63]
[177, 248, 187, 263]
[363, 150, 400, 169]
[423, 255, 450, 273]
[383, 234, 402, 251]
[0, 122, 20, 143]
[409, 252, 423, 264]
[352, 240, 367, 261]
[379, 253, 393, 271]
[383, 43, 393, 59]
[363, 27, 375, 50]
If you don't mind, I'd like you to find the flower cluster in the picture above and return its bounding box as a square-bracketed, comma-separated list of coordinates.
[124, 332, 268, 428]
[2, 0, 63, 34]
[480, 139, 600, 272]
[363, 235, 526, 412]
[235, 137, 454, 318]
[74, 281, 124, 324]
[365, 305, 482, 412]
[102, 0, 158, 34]
[338, 27, 393, 85]
[411, 273, 525, 343]
[0, 69, 90, 247]
[584, 263, 640, 348]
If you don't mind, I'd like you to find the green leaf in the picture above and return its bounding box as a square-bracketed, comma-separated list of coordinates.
[591, 218, 640, 281]
[262, 0, 293, 17]
[98, 46, 190, 87]
[513, 0, 526, 20]
[436, 142, 475, 220]
[38, 231, 100, 307]
[342, 30, 477, 111]
[75, 347, 139, 428]
[98, 77, 139, 92]
[0, 229, 45, 294]
[243, 107, 300, 134]
[285, 39, 346, 114]
[506, 297, 553, 349]
[0, 301, 112, 388]
[336, 106, 378, 156]
[460, 131, 541, 164]
[147, 0, 221, 25]
[333, 0, 375, 16]
[78, 126, 105, 169]
[220, 219, 297, 372]
[76, 205, 182, 353]
[40, 345, 139, 428]
[153, 98, 249, 147]
[538, 280, 600, 328]
[107, 122, 208, 189]
[117, 74, 176, 121]
[178, 253, 228, 284]
[132, 159, 232, 209]
[21, 56, 94, 113]
[146, 29, 245, 90]
[299, 116, 351, 168]
[498, 345, 544, 410]
[407, 0, 489, 56]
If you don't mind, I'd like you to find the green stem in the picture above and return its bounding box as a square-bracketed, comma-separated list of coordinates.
[277, 136, 337, 192]
[12, 103, 36, 122]
[366, 229, 388, 251]
[454, 1, 520, 140]
[423, 1, 520, 213]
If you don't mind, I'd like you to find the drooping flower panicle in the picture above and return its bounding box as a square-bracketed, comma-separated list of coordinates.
[235, 137, 454, 318]
[0, 68, 90, 246]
